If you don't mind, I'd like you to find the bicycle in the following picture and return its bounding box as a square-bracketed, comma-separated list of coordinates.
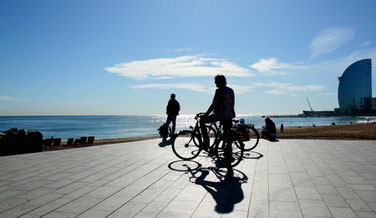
[172, 113, 244, 168]
[233, 120, 260, 151]
[205, 119, 260, 151]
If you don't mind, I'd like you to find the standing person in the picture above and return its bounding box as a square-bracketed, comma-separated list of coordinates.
[280, 123, 284, 134]
[166, 93, 180, 136]
[200, 75, 235, 151]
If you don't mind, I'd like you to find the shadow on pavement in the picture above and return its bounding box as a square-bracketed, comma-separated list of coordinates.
[168, 160, 202, 172]
[190, 167, 247, 214]
[168, 149, 262, 214]
[169, 161, 248, 214]
[242, 150, 264, 160]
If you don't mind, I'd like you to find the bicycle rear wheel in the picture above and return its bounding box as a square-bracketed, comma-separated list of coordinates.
[172, 130, 201, 160]
[215, 139, 244, 168]
[243, 127, 260, 151]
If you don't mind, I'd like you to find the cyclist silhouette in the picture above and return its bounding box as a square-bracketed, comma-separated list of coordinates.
[200, 75, 235, 150]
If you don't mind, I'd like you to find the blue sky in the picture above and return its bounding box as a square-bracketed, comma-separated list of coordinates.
[1, 0, 375, 116]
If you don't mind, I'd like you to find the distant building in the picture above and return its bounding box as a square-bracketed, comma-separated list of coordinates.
[300, 59, 375, 117]
[337, 59, 375, 113]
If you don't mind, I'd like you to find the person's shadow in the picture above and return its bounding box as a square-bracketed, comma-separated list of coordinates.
[188, 166, 247, 214]
[158, 138, 173, 147]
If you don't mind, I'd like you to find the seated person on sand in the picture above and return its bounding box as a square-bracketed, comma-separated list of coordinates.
[261, 117, 277, 140]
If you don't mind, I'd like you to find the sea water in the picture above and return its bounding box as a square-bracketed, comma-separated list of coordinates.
[0, 115, 374, 140]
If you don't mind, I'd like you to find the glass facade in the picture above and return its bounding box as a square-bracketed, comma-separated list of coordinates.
[338, 59, 372, 113]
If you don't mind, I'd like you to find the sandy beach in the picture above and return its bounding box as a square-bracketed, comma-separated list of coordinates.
[277, 122, 376, 140]
[44, 122, 376, 151]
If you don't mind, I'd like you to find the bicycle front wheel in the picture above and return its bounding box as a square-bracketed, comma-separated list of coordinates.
[172, 130, 202, 160]
[243, 127, 260, 151]
[215, 139, 244, 168]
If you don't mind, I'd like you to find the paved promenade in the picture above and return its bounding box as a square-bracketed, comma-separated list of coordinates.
[0, 139, 375, 218]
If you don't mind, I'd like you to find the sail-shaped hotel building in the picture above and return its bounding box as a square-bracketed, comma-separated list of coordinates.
[303, 59, 375, 116]
[337, 59, 374, 113]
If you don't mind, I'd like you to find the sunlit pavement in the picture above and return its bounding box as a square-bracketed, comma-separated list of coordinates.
[0, 139, 375, 218]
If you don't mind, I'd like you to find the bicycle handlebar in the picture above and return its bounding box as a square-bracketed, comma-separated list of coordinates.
[195, 112, 206, 119]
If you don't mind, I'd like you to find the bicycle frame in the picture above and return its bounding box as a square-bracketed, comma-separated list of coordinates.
[172, 113, 245, 168]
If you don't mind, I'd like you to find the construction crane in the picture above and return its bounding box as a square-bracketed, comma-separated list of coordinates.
[306, 97, 313, 112]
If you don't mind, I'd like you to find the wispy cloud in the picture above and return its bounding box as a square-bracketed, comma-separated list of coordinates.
[252, 46, 376, 78]
[360, 41, 372, 47]
[0, 96, 29, 101]
[0, 96, 17, 101]
[310, 27, 355, 57]
[105, 55, 254, 80]
[346, 46, 376, 62]
[130, 83, 253, 94]
[251, 82, 325, 97]
[249, 58, 304, 75]
[130, 83, 213, 93]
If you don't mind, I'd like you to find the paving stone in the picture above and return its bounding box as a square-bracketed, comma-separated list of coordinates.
[0, 189, 26, 201]
[27, 197, 75, 216]
[337, 187, 362, 200]
[92, 195, 132, 211]
[76, 209, 112, 218]
[157, 211, 191, 218]
[108, 201, 148, 218]
[349, 184, 376, 191]
[248, 193, 268, 218]
[269, 200, 301, 212]
[221, 210, 248, 217]
[0, 204, 37, 217]
[328, 206, 358, 218]
[322, 194, 350, 208]
[134, 201, 171, 218]
[316, 184, 340, 195]
[55, 197, 103, 214]
[54, 181, 90, 194]
[355, 211, 376, 218]
[84, 185, 123, 199]
[269, 184, 297, 201]
[299, 200, 331, 217]
[270, 210, 303, 218]
[294, 187, 322, 200]
[44, 179, 75, 189]
[0, 198, 28, 213]
[356, 190, 376, 203]
[163, 197, 201, 214]
[24, 192, 64, 206]
[42, 211, 78, 218]
[346, 199, 373, 211]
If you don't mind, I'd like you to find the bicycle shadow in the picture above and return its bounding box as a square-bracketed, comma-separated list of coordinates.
[242, 151, 264, 160]
[168, 160, 202, 172]
[188, 166, 247, 214]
